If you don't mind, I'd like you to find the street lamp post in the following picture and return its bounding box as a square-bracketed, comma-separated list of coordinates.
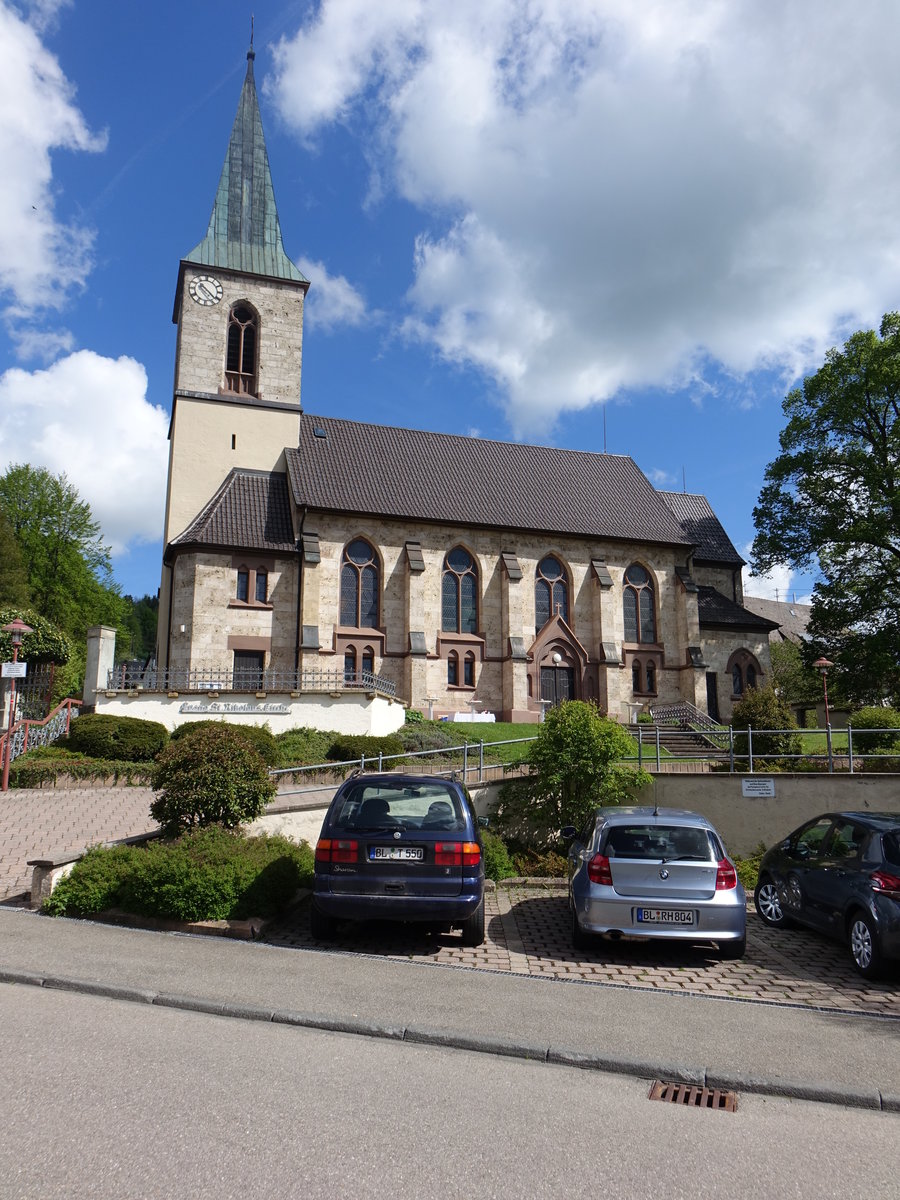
[813, 657, 834, 773]
[2, 619, 33, 793]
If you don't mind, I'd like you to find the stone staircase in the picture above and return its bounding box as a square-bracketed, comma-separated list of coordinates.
[627, 724, 729, 761]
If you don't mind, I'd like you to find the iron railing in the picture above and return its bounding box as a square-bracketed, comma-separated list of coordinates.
[0, 698, 80, 768]
[648, 700, 730, 748]
[106, 665, 397, 699]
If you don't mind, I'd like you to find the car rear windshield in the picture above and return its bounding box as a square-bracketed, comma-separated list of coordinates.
[601, 824, 718, 861]
[331, 782, 467, 832]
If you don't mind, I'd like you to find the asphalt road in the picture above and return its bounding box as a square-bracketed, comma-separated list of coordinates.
[1, 983, 896, 1200]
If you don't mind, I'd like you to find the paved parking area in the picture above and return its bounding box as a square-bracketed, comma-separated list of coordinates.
[263, 884, 900, 1019]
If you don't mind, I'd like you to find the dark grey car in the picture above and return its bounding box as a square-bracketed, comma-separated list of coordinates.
[754, 811, 900, 978]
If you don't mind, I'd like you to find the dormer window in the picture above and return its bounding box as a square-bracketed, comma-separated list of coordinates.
[225, 304, 258, 395]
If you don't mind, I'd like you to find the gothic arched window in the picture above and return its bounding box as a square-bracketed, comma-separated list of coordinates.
[340, 539, 379, 628]
[535, 556, 569, 632]
[225, 304, 258, 395]
[442, 547, 478, 633]
[623, 564, 657, 644]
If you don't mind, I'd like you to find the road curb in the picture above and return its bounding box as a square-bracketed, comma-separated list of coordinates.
[1, 966, 893, 1113]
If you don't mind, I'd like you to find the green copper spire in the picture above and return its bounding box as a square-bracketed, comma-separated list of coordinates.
[184, 47, 307, 283]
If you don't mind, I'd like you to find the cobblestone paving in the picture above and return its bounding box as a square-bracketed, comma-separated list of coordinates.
[263, 884, 900, 1018]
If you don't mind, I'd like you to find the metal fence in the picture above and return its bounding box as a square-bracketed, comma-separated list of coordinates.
[633, 723, 899, 774]
[270, 723, 900, 795]
[106, 664, 397, 699]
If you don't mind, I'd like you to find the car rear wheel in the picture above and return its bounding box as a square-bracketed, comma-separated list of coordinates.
[571, 905, 591, 952]
[754, 877, 789, 928]
[718, 934, 746, 960]
[848, 910, 883, 979]
[309, 902, 338, 941]
[460, 898, 485, 947]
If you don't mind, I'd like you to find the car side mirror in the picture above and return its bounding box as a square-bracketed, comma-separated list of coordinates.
[561, 826, 577, 840]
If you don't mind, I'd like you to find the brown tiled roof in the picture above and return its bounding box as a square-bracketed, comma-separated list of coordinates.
[658, 491, 745, 565]
[742, 595, 813, 643]
[285, 414, 692, 546]
[169, 469, 295, 554]
[697, 586, 780, 631]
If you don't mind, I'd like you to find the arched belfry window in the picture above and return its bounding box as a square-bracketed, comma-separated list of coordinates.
[225, 303, 258, 395]
[535, 556, 569, 632]
[340, 539, 379, 628]
[623, 563, 656, 644]
[442, 547, 478, 634]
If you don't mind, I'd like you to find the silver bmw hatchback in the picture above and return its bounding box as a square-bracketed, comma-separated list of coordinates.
[563, 806, 746, 959]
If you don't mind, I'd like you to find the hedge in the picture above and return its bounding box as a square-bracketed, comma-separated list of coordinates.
[65, 714, 168, 762]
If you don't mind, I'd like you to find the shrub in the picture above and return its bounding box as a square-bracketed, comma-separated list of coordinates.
[481, 830, 517, 881]
[511, 847, 569, 878]
[732, 843, 766, 893]
[493, 701, 650, 844]
[275, 727, 336, 766]
[9, 753, 154, 788]
[169, 720, 279, 766]
[395, 721, 459, 753]
[44, 827, 313, 920]
[42, 844, 139, 916]
[326, 733, 405, 764]
[66, 714, 169, 762]
[151, 725, 276, 837]
[730, 688, 802, 762]
[404, 707, 424, 724]
[849, 706, 900, 753]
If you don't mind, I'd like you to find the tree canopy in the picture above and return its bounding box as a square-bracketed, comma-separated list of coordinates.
[752, 313, 900, 702]
[0, 465, 158, 694]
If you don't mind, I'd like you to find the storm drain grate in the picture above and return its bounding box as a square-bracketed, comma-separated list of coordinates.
[649, 1080, 738, 1112]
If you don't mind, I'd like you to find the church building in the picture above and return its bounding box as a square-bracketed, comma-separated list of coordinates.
[157, 48, 775, 725]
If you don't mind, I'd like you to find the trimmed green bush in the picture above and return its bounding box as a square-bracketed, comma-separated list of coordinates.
[395, 721, 459, 753]
[169, 720, 279, 766]
[44, 827, 313, 920]
[733, 843, 766, 892]
[151, 724, 276, 837]
[404, 707, 424, 724]
[275, 726, 336, 766]
[326, 733, 405, 763]
[65, 714, 169, 762]
[849, 706, 900, 753]
[481, 830, 517, 881]
[731, 688, 802, 762]
[9, 752, 153, 788]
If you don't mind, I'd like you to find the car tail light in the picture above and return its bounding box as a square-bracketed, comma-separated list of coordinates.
[715, 859, 737, 890]
[435, 842, 481, 866]
[587, 853, 613, 885]
[315, 838, 358, 863]
[871, 870, 900, 899]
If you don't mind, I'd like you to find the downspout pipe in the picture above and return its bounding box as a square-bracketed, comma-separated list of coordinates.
[294, 507, 308, 674]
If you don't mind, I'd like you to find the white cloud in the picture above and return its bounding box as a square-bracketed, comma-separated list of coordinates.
[270, 0, 900, 436]
[0, 1, 105, 317]
[0, 351, 169, 556]
[296, 256, 369, 331]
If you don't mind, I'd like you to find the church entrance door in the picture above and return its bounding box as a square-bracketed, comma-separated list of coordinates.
[540, 666, 574, 708]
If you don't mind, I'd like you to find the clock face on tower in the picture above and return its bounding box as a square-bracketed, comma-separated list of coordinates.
[189, 275, 223, 306]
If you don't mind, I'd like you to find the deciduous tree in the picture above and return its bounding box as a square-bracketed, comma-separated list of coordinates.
[752, 313, 900, 700]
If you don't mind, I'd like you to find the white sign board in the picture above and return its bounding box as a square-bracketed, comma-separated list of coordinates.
[742, 777, 775, 798]
[1, 662, 26, 679]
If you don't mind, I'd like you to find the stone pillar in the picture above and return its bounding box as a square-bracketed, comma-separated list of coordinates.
[84, 626, 117, 707]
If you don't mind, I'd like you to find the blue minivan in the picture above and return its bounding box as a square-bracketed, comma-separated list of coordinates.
[310, 774, 486, 946]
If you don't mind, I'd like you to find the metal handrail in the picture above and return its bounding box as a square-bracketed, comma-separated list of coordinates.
[0, 698, 81, 768]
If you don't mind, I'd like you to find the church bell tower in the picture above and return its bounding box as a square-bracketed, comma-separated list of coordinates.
[158, 44, 309, 668]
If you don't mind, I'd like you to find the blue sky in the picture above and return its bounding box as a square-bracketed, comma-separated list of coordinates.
[2, 1, 900, 606]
